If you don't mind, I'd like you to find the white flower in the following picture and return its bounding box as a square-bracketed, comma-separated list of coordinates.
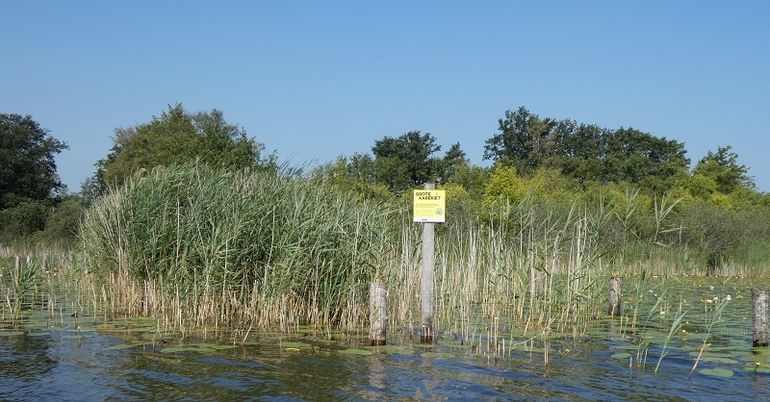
[709, 286, 714, 291]
[726, 295, 732, 301]
[713, 296, 719, 301]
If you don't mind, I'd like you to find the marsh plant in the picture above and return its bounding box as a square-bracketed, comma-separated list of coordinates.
[382, 195, 612, 349]
[79, 164, 392, 333]
[4, 259, 40, 320]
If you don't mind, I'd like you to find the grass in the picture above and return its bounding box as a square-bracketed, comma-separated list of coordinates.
[79, 164, 392, 333]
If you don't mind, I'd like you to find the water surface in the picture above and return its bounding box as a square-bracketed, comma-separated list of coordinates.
[2, 278, 769, 400]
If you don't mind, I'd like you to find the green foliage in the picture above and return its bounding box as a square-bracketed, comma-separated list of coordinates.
[0, 200, 49, 241]
[38, 196, 86, 241]
[482, 165, 526, 211]
[693, 146, 753, 194]
[9, 259, 40, 319]
[483, 106, 556, 176]
[371, 131, 466, 193]
[603, 128, 689, 192]
[79, 164, 393, 327]
[0, 114, 68, 209]
[483, 107, 690, 191]
[90, 104, 272, 195]
[445, 163, 490, 199]
[313, 155, 394, 203]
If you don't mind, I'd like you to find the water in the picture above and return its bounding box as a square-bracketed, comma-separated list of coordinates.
[2, 278, 770, 400]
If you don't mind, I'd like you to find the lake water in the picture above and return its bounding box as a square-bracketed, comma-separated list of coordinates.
[2, 277, 770, 401]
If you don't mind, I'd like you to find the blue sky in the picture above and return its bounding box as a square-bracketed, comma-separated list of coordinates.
[2, 1, 769, 192]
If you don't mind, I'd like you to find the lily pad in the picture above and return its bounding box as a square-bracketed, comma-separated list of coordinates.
[743, 364, 770, 374]
[160, 346, 215, 354]
[211, 344, 238, 350]
[690, 354, 739, 365]
[421, 352, 454, 360]
[699, 368, 734, 378]
[63, 334, 94, 339]
[107, 342, 148, 351]
[369, 345, 413, 354]
[611, 352, 632, 360]
[339, 348, 373, 356]
[280, 341, 312, 350]
[188, 343, 237, 350]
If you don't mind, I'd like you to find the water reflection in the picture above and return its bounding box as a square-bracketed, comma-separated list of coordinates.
[0, 333, 57, 381]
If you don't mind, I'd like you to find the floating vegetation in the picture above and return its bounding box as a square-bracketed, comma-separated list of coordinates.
[339, 348, 373, 356]
[106, 342, 149, 351]
[421, 352, 454, 360]
[369, 345, 413, 355]
[279, 341, 313, 350]
[698, 368, 734, 378]
[161, 345, 217, 354]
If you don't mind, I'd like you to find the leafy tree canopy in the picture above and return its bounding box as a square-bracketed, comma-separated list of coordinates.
[0, 114, 68, 209]
[87, 104, 271, 200]
[484, 107, 689, 192]
[371, 131, 466, 193]
[693, 146, 752, 194]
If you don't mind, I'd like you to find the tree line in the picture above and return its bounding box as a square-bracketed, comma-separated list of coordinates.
[1, 104, 767, 264]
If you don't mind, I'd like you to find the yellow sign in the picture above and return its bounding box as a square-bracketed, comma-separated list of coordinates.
[413, 190, 446, 223]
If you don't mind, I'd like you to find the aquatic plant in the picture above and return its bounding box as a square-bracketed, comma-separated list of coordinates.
[689, 293, 730, 377]
[653, 300, 687, 374]
[79, 164, 392, 332]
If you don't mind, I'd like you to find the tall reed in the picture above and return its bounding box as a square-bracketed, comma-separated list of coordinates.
[383, 196, 611, 344]
[79, 164, 392, 332]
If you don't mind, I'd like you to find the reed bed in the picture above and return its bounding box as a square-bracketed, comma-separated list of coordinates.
[384, 200, 610, 346]
[78, 165, 391, 333]
[1, 168, 761, 377]
[44, 164, 765, 346]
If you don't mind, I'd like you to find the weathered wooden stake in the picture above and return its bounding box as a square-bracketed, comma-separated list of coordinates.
[752, 288, 769, 347]
[369, 282, 387, 346]
[14, 256, 20, 273]
[608, 275, 621, 317]
[421, 183, 435, 343]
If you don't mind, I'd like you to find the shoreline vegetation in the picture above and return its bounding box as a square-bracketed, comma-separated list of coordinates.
[2, 164, 768, 340]
[2, 106, 770, 369]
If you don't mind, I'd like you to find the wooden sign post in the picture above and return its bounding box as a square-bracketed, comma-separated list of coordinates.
[413, 183, 445, 343]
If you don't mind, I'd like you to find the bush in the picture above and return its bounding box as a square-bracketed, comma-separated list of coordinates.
[0, 200, 49, 241]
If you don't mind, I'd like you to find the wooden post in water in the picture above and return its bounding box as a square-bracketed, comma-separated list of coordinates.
[752, 288, 769, 347]
[421, 183, 435, 343]
[608, 275, 621, 317]
[369, 282, 387, 346]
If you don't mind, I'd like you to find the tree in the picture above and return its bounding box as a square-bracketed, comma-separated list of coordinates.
[87, 104, 271, 197]
[693, 146, 752, 194]
[483, 107, 556, 176]
[0, 114, 68, 209]
[439, 143, 468, 183]
[484, 107, 689, 192]
[602, 128, 689, 192]
[371, 131, 466, 193]
[551, 121, 605, 184]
